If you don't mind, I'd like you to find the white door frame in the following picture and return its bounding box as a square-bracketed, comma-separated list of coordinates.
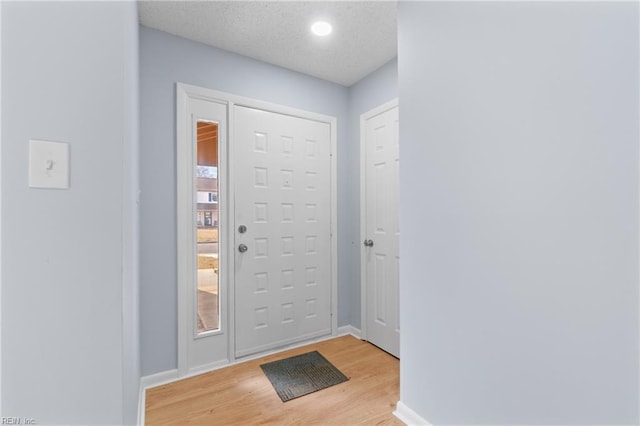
[177, 83, 338, 376]
[359, 98, 399, 342]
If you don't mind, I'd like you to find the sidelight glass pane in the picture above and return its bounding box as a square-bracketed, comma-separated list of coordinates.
[195, 121, 220, 334]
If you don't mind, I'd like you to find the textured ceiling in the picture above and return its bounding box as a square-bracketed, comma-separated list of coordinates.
[138, 1, 397, 87]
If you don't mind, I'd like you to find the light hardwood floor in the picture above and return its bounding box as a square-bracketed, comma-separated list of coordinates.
[145, 335, 403, 425]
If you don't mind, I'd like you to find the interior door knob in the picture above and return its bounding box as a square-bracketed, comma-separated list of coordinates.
[238, 244, 248, 253]
[363, 239, 374, 247]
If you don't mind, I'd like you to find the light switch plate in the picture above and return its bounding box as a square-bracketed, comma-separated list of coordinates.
[29, 139, 69, 189]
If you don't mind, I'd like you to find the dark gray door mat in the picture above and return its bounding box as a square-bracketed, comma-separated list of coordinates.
[259, 350, 349, 402]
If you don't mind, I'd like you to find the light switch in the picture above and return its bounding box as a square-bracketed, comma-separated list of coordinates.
[29, 139, 69, 189]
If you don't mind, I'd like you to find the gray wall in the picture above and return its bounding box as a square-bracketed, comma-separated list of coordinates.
[139, 27, 349, 376]
[398, 2, 638, 424]
[1, 2, 139, 424]
[346, 59, 398, 329]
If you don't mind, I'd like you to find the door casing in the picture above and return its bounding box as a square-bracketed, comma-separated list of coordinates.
[177, 83, 338, 377]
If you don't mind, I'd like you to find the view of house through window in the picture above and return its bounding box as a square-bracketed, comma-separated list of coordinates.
[196, 121, 220, 333]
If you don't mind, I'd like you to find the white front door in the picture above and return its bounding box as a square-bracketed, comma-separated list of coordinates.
[234, 105, 333, 358]
[362, 100, 400, 357]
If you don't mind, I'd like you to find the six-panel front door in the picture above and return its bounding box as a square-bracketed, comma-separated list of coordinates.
[234, 106, 332, 358]
[363, 101, 400, 357]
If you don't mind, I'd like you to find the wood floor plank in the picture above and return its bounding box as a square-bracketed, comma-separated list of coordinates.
[145, 335, 403, 425]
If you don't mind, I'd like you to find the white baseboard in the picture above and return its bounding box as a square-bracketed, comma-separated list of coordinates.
[394, 401, 432, 426]
[187, 359, 231, 378]
[137, 381, 145, 426]
[138, 369, 179, 425]
[140, 368, 179, 389]
[337, 325, 362, 339]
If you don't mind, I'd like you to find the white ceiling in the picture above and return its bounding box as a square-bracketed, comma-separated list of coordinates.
[138, 1, 397, 87]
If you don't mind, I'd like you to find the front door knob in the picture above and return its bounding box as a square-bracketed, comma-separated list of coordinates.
[364, 239, 374, 247]
[238, 244, 248, 253]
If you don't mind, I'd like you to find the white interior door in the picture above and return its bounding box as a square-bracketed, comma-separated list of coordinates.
[362, 100, 400, 357]
[234, 105, 333, 358]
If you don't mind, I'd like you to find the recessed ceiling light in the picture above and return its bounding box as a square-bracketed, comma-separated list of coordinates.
[311, 21, 332, 37]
